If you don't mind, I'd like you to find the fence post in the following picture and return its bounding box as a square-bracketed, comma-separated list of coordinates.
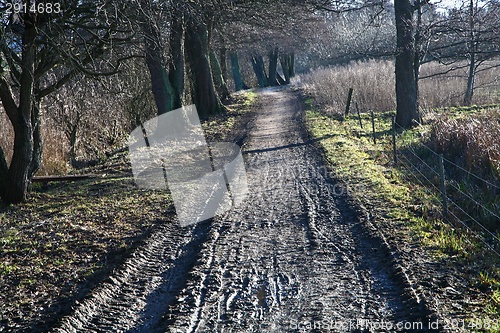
[439, 154, 448, 217]
[392, 115, 397, 165]
[345, 87, 354, 117]
[371, 111, 376, 144]
[356, 102, 363, 129]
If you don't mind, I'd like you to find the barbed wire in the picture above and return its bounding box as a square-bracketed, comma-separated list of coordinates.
[446, 181, 500, 221]
[446, 207, 500, 256]
[397, 152, 442, 194]
[403, 145, 440, 178]
[391, 121, 500, 255]
[447, 200, 500, 257]
[397, 151, 482, 252]
[401, 139, 500, 219]
[398, 147, 500, 255]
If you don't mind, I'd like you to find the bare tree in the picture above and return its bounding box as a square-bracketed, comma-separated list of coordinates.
[420, 0, 500, 105]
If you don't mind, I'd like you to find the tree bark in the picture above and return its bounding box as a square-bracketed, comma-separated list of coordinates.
[414, 3, 424, 115]
[230, 52, 249, 91]
[0, 17, 38, 204]
[289, 53, 295, 78]
[142, 19, 175, 116]
[464, 54, 475, 106]
[464, 0, 476, 106]
[394, 0, 420, 129]
[168, 13, 185, 110]
[185, 18, 225, 118]
[276, 72, 286, 85]
[220, 41, 229, 85]
[29, 95, 43, 179]
[280, 54, 291, 84]
[268, 48, 279, 86]
[251, 54, 268, 88]
[210, 50, 230, 101]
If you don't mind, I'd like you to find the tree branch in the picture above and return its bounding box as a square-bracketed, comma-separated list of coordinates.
[0, 74, 19, 124]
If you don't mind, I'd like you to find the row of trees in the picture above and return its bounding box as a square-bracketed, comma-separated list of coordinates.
[0, 0, 319, 204]
[300, 0, 500, 127]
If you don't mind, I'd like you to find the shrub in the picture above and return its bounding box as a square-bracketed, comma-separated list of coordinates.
[429, 109, 500, 179]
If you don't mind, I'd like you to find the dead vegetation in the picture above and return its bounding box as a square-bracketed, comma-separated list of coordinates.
[429, 109, 500, 178]
[0, 92, 256, 333]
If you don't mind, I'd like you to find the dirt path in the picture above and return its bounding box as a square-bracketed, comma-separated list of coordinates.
[52, 88, 432, 332]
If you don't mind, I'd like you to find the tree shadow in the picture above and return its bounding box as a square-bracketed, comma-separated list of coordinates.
[243, 134, 337, 155]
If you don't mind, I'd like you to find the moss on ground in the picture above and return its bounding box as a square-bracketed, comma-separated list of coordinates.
[304, 96, 500, 331]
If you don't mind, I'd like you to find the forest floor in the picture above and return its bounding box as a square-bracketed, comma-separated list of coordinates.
[0, 88, 482, 332]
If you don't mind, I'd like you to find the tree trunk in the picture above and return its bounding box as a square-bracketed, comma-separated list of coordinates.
[394, 0, 420, 129]
[168, 13, 185, 110]
[185, 18, 225, 118]
[280, 54, 291, 84]
[210, 50, 230, 101]
[142, 20, 175, 116]
[0, 15, 37, 204]
[251, 54, 268, 88]
[220, 41, 228, 85]
[414, 3, 424, 116]
[230, 52, 249, 91]
[7, 116, 34, 203]
[276, 72, 286, 85]
[67, 113, 81, 161]
[464, 0, 476, 106]
[29, 96, 43, 179]
[464, 54, 475, 106]
[267, 48, 279, 86]
[289, 53, 295, 78]
[0, 146, 7, 199]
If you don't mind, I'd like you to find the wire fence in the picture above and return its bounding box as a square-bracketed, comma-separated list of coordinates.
[392, 120, 500, 257]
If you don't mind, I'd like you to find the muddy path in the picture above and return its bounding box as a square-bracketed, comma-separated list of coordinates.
[52, 88, 434, 332]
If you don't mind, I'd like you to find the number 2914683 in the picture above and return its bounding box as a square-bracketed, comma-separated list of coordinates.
[6, 2, 61, 15]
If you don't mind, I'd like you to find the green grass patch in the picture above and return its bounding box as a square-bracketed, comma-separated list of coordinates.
[304, 97, 500, 330]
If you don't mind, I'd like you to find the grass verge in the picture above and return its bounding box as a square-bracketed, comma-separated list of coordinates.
[303, 95, 500, 331]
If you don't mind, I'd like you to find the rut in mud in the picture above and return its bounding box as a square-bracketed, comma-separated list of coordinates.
[52, 88, 431, 333]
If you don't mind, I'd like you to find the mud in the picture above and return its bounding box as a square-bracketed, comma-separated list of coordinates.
[52, 88, 436, 333]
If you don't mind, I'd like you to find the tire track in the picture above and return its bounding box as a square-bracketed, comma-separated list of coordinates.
[51, 220, 212, 333]
[161, 88, 433, 332]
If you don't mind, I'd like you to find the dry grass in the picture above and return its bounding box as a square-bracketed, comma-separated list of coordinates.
[429, 109, 500, 177]
[419, 61, 500, 108]
[0, 112, 13, 162]
[300, 57, 500, 240]
[0, 114, 69, 176]
[299, 59, 500, 114]
[299, 59, 396, 113]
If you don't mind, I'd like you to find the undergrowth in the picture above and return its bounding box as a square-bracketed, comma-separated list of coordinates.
[0, 90, 258, 332]
[303, 95, 500, 331]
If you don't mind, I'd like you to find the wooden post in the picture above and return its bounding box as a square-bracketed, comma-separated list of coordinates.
[345, 88, 354, 117]
[439, 154, 448, 217]
[371, 110, 376, 144]
[356, 102, 363, 129]
[392, 115, 397, 165]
